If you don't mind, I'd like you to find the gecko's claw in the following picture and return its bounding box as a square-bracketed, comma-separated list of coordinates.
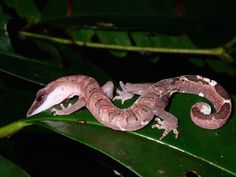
[152, 117, 179, 140]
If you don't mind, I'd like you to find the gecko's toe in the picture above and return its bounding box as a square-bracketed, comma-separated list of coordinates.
[119, 81, 125, 89]
[60, 103, 66, 109]
[116, 88, 122, 95]
[173, 128, 179, 139]
[152, 117, 179, 140]
[51, 108, 64, 116]
[51, 108, 58, 116]
[113, 95, 120, 101]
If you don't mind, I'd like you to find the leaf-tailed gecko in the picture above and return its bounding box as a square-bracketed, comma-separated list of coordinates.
[27, 75, 232, 140]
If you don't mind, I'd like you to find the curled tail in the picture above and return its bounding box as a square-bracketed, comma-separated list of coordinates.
[170, 75, 232, 129]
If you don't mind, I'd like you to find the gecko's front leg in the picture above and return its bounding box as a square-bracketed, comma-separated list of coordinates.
[101, 81, 114, 99]
[113, 81, 152, 104]
[113, 81, 135, 104]
[51, 98, 85, 116]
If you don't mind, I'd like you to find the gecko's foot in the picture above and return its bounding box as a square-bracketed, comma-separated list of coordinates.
[152, 117, 179, 140]
[51, 103, 72, 116]
[113, 81, 134, 104]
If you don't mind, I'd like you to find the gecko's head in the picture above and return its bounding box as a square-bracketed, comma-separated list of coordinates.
[27, 82, 75, 117]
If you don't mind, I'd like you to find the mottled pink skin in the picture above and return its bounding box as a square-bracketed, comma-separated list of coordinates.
[27, 75, 232, 140]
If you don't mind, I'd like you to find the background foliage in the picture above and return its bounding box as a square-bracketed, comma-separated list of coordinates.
[0, 0, 236, 177]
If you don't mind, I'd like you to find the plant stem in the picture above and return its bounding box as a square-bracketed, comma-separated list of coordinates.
[20, 31, 225, 57]
[0, 121, 32, 138]
[225, 36, 236, 49]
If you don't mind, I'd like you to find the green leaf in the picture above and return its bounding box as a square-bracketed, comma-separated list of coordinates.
[0, 84, 34, 125]
[131, 32, 197, 49]
[56, 46, 113, 83]
[41, 0, 175, 25]
[4, 0, 41, 22]
[130, 32, 153, 47]
[189, 58, 205, 68]
[0, 52, 67, 85]
[149, 55, 160, 63]
[31, 40, 63, 67]
[96, 30, 131, 57]
[0, 48, 112, 85]
[0, 155, 30, 177]
[207, 60, 236, 76]
[40, 0, 236, 36]
[67, 29, 95, 42]
[0, 9, 13, 52]
[1, 94, 236, 176]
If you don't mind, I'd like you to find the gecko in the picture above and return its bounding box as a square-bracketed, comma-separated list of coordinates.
[27, 75, 232, 140]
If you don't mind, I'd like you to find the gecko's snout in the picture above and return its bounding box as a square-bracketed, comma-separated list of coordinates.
[26, 101, 39, 117]
[26, 110, 31, 117]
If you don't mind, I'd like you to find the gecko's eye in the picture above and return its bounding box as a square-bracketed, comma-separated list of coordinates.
[36, 95, 44, 102]
[36, 89, 46, 102]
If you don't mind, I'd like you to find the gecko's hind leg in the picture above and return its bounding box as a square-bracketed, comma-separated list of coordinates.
[113, 81, 135, 104]
[102, 81, 114, 99]
[153, 108, 179, 140]
[112, 81, 153, 104]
